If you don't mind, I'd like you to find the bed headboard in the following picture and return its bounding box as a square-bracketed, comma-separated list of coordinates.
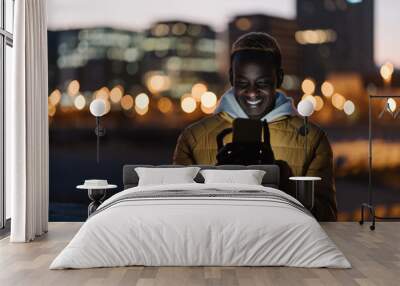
[123, 164, 280, 189]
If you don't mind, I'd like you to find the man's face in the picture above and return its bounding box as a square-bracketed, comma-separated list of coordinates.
[232, 51, 279, 120]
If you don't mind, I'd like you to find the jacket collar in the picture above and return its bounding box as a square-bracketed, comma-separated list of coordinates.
[214, 88, 296, 122]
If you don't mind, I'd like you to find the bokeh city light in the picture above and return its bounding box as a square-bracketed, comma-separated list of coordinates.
[314, 95, 324, 111]
[200, 91, 217, 108]
[301, 78, 316, 95]
[121, 94, 134, 110]
[110, 85, 124, 103]
[74, 94, 86, 110]
[332, 93, 346, 110]
[343, 100, 355, 115]
[380, 62, 394, 84]
[49, 89, 62, 106]
[321, 81, 334, 97]
[181, 96, 197, 113]
[67, 80, 80, 97]
[157, 97, 173, 114]
[135, 105, 149, 116]
[191, 83, 208, 102]
[135, 93, 150, 109]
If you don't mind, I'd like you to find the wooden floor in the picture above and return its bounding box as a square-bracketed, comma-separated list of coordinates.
[0, 222, 399, 286]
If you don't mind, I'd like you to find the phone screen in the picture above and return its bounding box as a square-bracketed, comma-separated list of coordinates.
[232, 118, 262, 143]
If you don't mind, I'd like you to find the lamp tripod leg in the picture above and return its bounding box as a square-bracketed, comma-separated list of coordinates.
[359, 204, 364, 225]
[370, 207, 376, 231]
[96, 117, 100, 164]
[303, 116, 308, 176]
[97, 132, 100, 164]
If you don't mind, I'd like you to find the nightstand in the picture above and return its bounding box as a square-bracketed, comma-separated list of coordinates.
[77, 180, 117, 217]
[289, 176, 321, 210]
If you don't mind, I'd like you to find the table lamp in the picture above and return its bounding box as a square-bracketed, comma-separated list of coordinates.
[89, 99, 106, 164]
[379, 97, 397, 118]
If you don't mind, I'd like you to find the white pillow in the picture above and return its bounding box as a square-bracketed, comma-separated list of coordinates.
[200, 169, 266, 185]
[135, 167, 201, 186]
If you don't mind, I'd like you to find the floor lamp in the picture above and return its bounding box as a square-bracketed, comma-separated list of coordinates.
[359, 94, 400, 230]
[89, 99, 106, 164]
[297, 99, 315, 175]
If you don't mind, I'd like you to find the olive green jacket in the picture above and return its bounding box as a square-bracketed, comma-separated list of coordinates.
[173, 112, 337, 221]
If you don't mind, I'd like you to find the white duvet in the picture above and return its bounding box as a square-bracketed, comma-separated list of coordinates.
[50, 183, 351, 269]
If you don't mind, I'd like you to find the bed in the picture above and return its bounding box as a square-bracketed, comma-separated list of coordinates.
[50, 165, 350, 269]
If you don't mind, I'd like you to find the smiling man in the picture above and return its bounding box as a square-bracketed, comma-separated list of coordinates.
[173, 32, 337, 221]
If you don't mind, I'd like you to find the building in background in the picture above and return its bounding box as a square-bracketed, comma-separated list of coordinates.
[296, 0, 374, 81]
[47, 2, 383, 128]
[141, 21, 223, 100]
[48, 23, 224, 127]
[46, 3, 400, 222]
[48, 27, 146, 122]
[48, 28, 143, 92]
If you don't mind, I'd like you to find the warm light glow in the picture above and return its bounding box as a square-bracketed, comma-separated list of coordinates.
[95, 87, 110, 100]
[67, 80, 80, 97]
[191, 83, 207, 101]
[74, 94, 86, 110]
[297, 100, 314, 117]
[200, 91, 217, 108]
[281, 75, 300, 90]
[344, 100, 355, 115]
[181, 96, 197, 113]
[181, 93, 191, 99]
[380, 62, 394, 82]
[235, 17, 252, 31]
[89, 99, 106, 117]
[49, 89, 62, 106]
[314, 96, 324, 111]
[146, 74, 171, 93]
[301, 78, 315, 95]
[157, 97, 173, 114]
[135, 93, 150, 109]
[321, 81, 334, 97]
[302, 94, 317, 109]
[152, 24, 170, 37]
[110, 85, 124, 103]
[386, 62, 394, 74]
[201, 104, 216, 114]
[295, 29, 337, 45]
[387, 98, 397, 112]
[121, 94, 134, 110]
[104, 100, 111, 114]
[48, 104, 56, 117]
[135, 105, 148, 116]
[172, 23, 187, 35]
[332, 93, 346, 110]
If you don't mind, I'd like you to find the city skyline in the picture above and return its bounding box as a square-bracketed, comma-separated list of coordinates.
[44, 1, 400, 223]
[47, 0, 400, 68]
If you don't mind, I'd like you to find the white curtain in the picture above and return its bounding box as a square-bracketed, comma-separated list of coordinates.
[6, 0, 49, 242]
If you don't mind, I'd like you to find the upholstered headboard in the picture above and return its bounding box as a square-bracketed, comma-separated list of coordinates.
[123, 165, 280, 189]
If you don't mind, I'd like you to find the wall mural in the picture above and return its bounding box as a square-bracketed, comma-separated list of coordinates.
[47, 0, 400, 222]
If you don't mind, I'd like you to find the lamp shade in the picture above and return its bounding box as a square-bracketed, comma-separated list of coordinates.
[386, 98, 397, 113]
[344, 100, 355, 115]
[89, 99, 106, 117]
[297, 99, 314, 117]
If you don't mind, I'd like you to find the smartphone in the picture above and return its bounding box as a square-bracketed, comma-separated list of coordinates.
[232, 118, 262, 143]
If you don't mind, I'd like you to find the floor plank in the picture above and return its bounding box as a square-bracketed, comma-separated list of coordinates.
[0, 222, 399, 286]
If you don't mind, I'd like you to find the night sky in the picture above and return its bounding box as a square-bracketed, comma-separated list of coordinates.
[47, 0, 399, 67]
